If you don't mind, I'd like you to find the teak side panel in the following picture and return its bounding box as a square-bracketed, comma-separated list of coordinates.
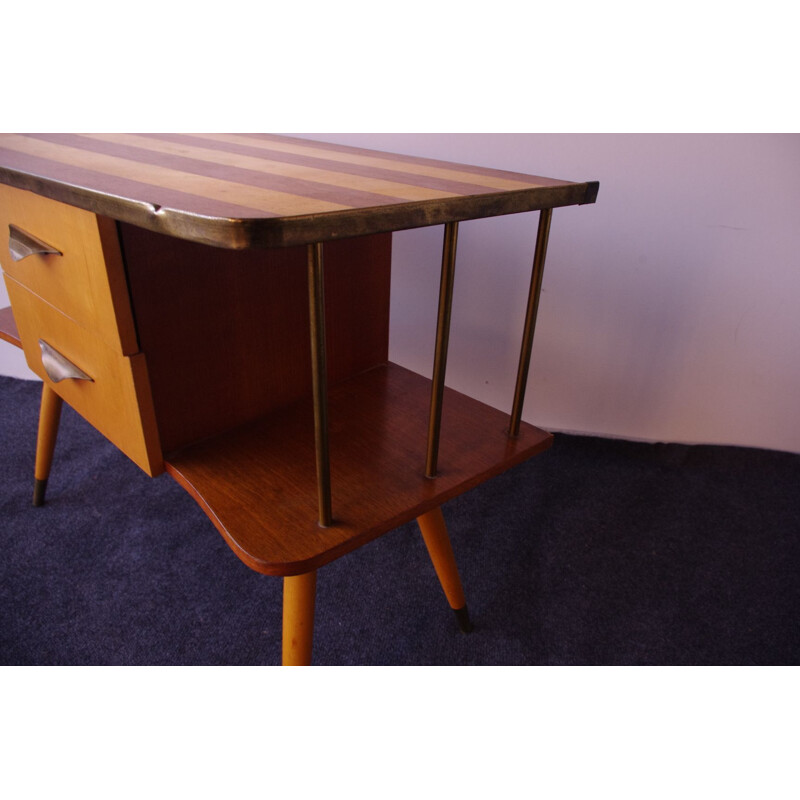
[120, 225, 392, 454]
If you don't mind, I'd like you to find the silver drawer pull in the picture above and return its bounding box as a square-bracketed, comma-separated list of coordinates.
[39, 339, 93, 383]
[8, 224, 63, 262]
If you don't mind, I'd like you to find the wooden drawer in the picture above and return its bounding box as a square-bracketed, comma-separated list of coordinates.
[0, 184, 138, 355]
[4, 274, 163, 476]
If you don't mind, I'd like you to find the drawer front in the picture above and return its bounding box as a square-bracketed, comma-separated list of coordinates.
[0, 184, 138, 355]
[5, 275, 163, 476]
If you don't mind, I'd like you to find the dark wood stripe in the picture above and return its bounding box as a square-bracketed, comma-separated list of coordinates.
[243, 133, 575, 187]
[26, 133, 411, 210]
[245, 182, 593, 248]
[149, 132, 539, 197]
[0, 148, 274, 220]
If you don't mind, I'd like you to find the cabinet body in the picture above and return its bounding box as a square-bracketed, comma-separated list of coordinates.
[1, 184, 393, 478]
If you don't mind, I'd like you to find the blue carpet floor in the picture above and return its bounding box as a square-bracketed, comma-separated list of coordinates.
[2, 375, 798, 665]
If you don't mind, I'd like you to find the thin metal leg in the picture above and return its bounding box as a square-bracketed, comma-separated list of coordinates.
[307, 242, 332, 527]
[425, 221, 459, 478]
[509, 209, 553, 437]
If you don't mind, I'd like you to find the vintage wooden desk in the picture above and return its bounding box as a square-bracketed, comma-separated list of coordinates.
[0, 134, 598, 664]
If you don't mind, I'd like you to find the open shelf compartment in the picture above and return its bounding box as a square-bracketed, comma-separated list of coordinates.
[165, 363, 552, 576]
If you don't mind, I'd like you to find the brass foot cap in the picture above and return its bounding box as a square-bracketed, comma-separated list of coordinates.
[454, 605, 474, 634]
[32, 478, 48, 507]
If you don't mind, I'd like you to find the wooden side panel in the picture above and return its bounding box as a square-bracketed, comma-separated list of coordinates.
[4, 275, 163, 476]
[0, 184, 139, 355]
[120, 225, 392, 454]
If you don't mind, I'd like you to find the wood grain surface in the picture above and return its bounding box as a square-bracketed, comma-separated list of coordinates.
[0, 305, 21, 348]
[0, 183, 139, 355]
[4, 275, 163, 475]
[165, 363, 553, 576]
[0, 134, 598, 248]
[120, 226, 392, 454]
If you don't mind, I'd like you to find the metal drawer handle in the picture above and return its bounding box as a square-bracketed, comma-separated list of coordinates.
[39, 339, 93, 383]
[8, 224, 63, 262]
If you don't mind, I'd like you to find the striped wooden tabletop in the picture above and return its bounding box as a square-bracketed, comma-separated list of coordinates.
[0, 133, 598, 248]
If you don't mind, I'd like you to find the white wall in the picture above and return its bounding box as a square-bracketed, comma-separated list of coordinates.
[295, 133, 800, 454]
[3, 134, 798, 453]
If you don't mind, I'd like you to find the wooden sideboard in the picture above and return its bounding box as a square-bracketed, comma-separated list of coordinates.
[0, 133, 598, 663]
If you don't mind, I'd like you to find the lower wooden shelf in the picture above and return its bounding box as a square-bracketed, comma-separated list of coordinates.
[0, 305, 21, 349]
[165, 363, 552, 576]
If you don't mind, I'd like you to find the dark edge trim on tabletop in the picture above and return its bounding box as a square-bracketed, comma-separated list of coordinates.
[0, 166, 600, 251]
[583, 181, 600, 205]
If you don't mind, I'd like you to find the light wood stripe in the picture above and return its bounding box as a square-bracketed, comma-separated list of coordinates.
[0, 135, 355, 218]
[76, 133, 459, 204]
[253, 133, 575, 186]
[27, 132, 418, 210]
[184, 133, 552, 192]
[0, 146, 274, 219]
[147, 132, 542, 198]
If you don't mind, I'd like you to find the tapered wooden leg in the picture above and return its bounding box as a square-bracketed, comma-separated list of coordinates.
[282, 571, 317, 665]
[417, 507, 473, 633]
[33, 384, 63, 507]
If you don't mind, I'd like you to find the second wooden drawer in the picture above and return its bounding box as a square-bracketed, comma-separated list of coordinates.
[4, 274, 163, 476]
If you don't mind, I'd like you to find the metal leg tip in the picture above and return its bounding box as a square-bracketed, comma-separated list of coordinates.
[32, 478, 48, 507]
[454, 605, 474, 634]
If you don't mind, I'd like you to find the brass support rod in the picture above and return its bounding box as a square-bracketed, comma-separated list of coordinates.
[307, 242, 332, 527]
[509, 208, 553, 437]
[425, 221, 459, 478]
